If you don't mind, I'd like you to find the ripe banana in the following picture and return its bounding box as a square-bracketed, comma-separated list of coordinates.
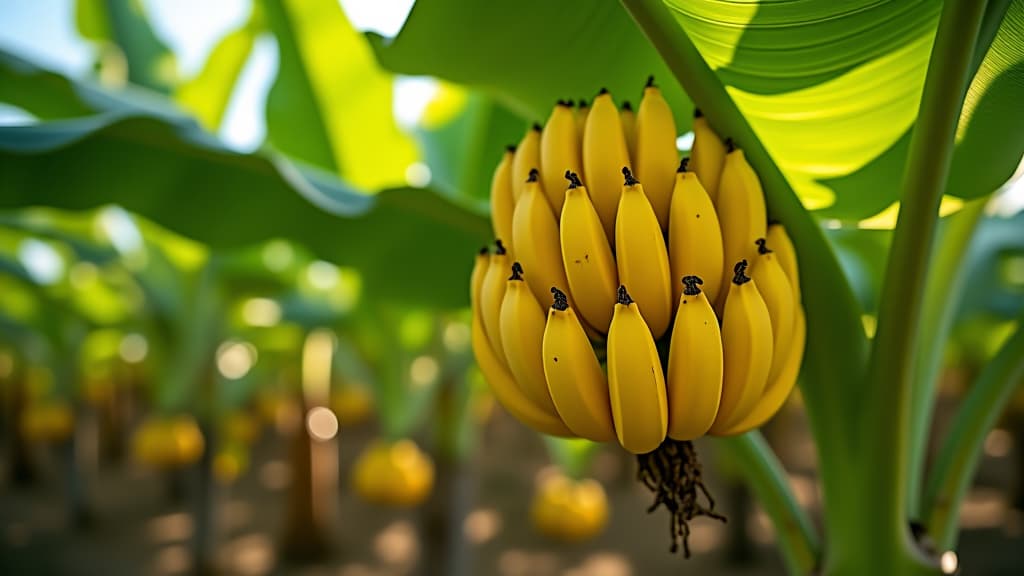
[512, 169, 573, 309]
[542, 287, 616, 442]
[500, 262, 561, 415]
[615, 168, 673, 339]
[620, 100, 637, 162]
[583, 89, 632, 242]
[471, 254, 573, 437]
[480, 241, 511, 364]
[635, 76, 678, 231]
[607, 285, 668, 454]
[513, 124, 543, 202]
[666, 276, 723, 441]
[541, 101, 583, 216]
[715, 143, 767, 312]
[490, 147, 516, 256]
[767, 223, 801, 302]
[715, 305, 805, 436]
[560, 171, 618, 334]
[668, 158, 724, 306]
[750, 238, 795, 384]
[708, 260, 773, 434]
[689, 109, 727, 205]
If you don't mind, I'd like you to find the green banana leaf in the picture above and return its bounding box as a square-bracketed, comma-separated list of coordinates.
[260, 0, 417, 189]
[369, 0, 1024, 221]
[75, 0, 178, 93]
[0, 112, 489, 309]
[412, 88, 526, 202]
[174, 3, 263, 132]
[367, 0, 694, 128]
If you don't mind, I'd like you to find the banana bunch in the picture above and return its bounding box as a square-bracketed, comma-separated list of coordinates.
[473, 78, 806, 554]
[475, 79, 804, 450]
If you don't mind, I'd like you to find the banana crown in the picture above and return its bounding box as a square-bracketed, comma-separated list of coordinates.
[682, 275, 703, 295]
[472, 80, 807, 557]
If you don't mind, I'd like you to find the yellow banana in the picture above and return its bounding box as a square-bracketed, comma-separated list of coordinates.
[666, 276, 723, 441]
[750, 238, 796, 385]
[715, 143, 767, 312]
[620, 100, 637, 162]
[480, 241, 511, 364]
[560, 171, 618, 334]
[541, 101, 583, 216]
[513, 124, 543, 203]
[689, 109, 727, 205]
[607, 285, 668, 454]
[490, 147, 516, 256]
[635, 76, 678, 231]
[708, 260, 773, 434]
[576, 99, 589, 143]
[615, 168, 673, 339]
[583, 89, 632, 242]
[542, 287, 616, 442]
[668, 158, 724, 306]
[500, 262, 561, 415]
[512, 169, 573, 309]
[471, 255, 573, 437]
[767, 223, 801, 302]
[715, 305, 805, 436]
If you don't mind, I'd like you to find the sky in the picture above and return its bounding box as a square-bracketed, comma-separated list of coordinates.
[0, 0, 420, 149]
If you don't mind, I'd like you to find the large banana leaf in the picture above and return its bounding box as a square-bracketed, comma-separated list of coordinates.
[412, 88, 526, 202]
[0, 113, 489, 309]
[174, 3, 263, 132]
[260, 0, 417, 189]
[75, 0, 178, 93]
[367, 0, 694, 131]
[369, 0, 1024, 220]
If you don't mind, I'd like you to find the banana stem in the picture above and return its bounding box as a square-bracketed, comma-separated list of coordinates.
[862, 0, 988, 559]
[717, 432, 820, 574]
[922, 322, 1024, 550]
[906, 198, 987, 517]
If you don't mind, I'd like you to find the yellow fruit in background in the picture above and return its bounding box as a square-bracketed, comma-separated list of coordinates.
[256, 390, 300, 427]
[213, 442, 250, 485]
[352, 438, 435, 507]
[20, 401, 74, 442]
[81, 377, 116, 405]
[330, 385, 375, 426]
[221, 410, 260, 444]
[530, 472, 609, 542]
[132, 414, 205, 469]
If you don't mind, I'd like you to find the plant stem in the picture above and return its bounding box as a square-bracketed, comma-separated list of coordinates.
[906, 198, 987, 517]
[863, 0, 988, 563]
[718, 432, 820, 574]
[923, 321, 1024, 551]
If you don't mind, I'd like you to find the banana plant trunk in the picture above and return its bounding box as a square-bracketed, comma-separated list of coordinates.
[6, 376, 35, 486]
[420, 453, 473, 576]
[280, 393, 331, 562]
[65, 401, 96, 530]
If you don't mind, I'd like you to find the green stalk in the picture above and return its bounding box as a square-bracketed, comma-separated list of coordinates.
[906, 198, 987, 517]
[906, 0, 1012, 517]
[862, 0, 988, 566]
[718, 432, 820, 574]
[922, 322, 1024, 551]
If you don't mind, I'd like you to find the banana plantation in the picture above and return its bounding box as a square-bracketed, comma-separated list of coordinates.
[2, 1, 1024, 575]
